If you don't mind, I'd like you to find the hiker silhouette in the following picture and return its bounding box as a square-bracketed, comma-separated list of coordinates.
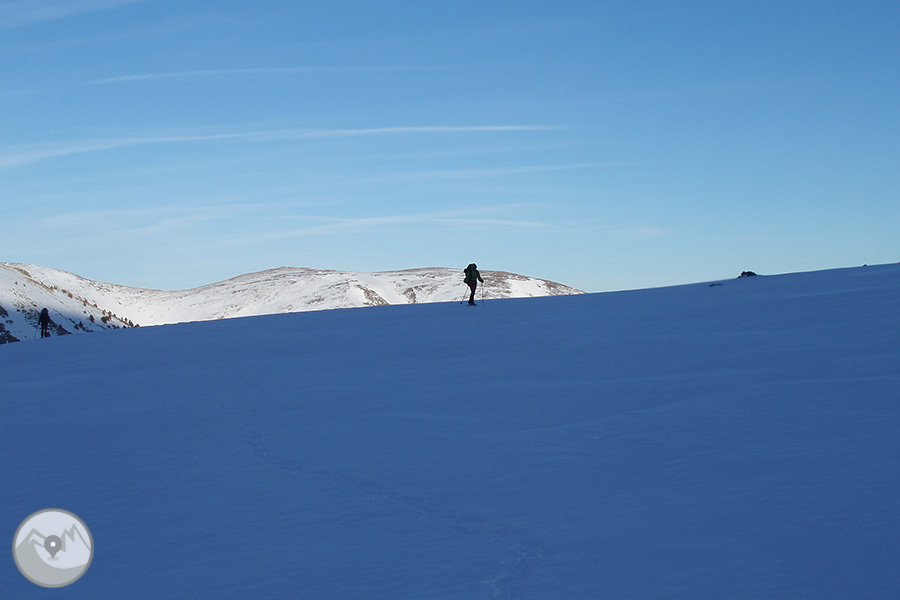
[464, 264, 483, 306]
[39, 308, 50, 338]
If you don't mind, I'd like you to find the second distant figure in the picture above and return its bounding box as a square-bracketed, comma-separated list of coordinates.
[39, 308, 51, 338]
[464, 263, 484, 306]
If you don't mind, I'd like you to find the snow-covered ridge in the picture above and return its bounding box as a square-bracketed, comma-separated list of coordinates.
[0, 263, 131, 343]
[0, 263, 582, 341]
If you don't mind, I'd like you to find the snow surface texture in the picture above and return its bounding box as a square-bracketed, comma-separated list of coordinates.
[0, 263, 581, 340]
[1, 263, 899, 599]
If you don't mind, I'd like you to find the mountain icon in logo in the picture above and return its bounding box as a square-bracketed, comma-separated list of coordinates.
[13, 509, 93, 588]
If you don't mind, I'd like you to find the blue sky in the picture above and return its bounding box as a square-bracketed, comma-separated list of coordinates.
[2, 1, 898, 292]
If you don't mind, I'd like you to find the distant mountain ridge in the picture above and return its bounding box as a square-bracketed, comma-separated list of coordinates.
[0, 263, 582, 343]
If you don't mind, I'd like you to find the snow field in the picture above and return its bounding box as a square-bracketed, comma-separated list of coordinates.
[1, 264, 898, 598]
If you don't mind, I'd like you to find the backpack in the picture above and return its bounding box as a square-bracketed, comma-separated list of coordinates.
[464, 264, 477, 283]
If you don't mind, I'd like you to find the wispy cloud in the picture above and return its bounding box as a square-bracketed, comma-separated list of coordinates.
[279, 125, 554, 140]
[37, 203, 556, 252]
[38, 202, 269, 245]
[0, 0, 144, 29]
[0, 133, 260, 169]
[359, 161, 634, 182]
[91, 65, 448, 85]
[620, 226, 671, 237]
[0, 125, 553, 169]
[213, 206, 558, 248]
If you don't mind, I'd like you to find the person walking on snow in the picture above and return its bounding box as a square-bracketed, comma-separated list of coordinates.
[39, 308, 50, 338]
[464, 263, 483, 306]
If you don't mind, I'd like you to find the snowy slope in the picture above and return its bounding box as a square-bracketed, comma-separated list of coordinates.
[0, 263, 581, 337]
[1, 263, 899, 599]
[0, 264, 130, 343]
